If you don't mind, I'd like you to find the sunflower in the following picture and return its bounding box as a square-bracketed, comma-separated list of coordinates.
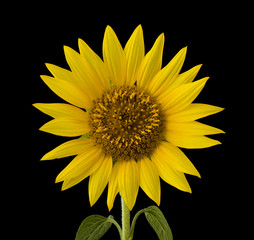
[34, 25, 224, 211]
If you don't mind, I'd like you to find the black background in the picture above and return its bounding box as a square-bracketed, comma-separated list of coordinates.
[29, 8, 246, 240]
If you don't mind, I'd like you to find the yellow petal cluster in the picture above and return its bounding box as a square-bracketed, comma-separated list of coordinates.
[34, 25, 224, 211]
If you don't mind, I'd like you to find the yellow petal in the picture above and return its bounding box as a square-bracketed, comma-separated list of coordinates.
[33, 103, 88, 119]
[124, 25, 145, 85]
[138, 157, 161, 206]
[41, 138, 95, 160]
[64, 46, 104, 99]
[155, 64, 202, 101]
[46, 63, 77, 83]
[61, 177, 83, 190]
[78, 38, 110, 90]
[151, 150, 191, 193]
[41, 75, 91, 109]
[40, 117, 90, 137]
[156, 141, 200, 177]
[118, 159, 140, 211]
[148, 47, 187, 96]
[166, 121, 225, 136]
[174, 64, 202, 85]
[89, 155, 113, 206]
[64, 46, 94, 90]
[137, 33, 165, 90]
[161, 77, 208, 114]
[56, 145, 103, 183]
[61, 153, 104, 191]
[103, 26, 126, 86]
[107, 161, 121, 211]
[165, 131, 221, 149]
[167, 103, 224, 122]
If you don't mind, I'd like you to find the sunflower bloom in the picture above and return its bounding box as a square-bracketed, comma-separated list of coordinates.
[34, 25, 224, 211]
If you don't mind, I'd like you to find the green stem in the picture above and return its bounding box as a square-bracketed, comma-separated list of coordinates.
[121, 195, 130, 240]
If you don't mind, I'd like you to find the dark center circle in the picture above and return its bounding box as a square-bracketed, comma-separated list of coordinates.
[88, 86, 165, 161]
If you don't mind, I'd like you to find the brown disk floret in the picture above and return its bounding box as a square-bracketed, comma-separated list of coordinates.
[88, 86, 165, 161]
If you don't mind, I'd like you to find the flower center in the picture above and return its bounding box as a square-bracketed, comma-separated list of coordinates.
[88, 86, 165, 160]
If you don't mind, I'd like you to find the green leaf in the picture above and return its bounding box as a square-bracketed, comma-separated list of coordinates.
[75, 215, 113, 240]
[144, 206, 173, 240]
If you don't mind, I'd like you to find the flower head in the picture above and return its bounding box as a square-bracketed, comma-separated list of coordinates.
[34, 25, 224, 211]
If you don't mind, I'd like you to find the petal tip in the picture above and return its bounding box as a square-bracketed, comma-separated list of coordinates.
[159, 32, 165, 42]
[45, 62, 52, 68]
[197, 76, 209, 85]
[63, 45, 73, 56]
[136, 24, 143, 32]
[105, 25, 113, 35]
[209, 138, 222, 147]
[89, 200, 95, 207]
[32, 103, 39, 108]
[61, 184, 69, 191]
[63, 45, 68, 51]
[39, 125, 45, 132]
[220, 129, 226, 134]
[40, 155, 47, 161]
[40, 74, 53, 82]
[40, 75, 46, 81]
[107, 201, 114, 212]
[193, 168, 201, 179]
[155, 197, 161, 207]
[182, 46, 188, 52]
[55, 177, 62, 184]
[39, 123, 51, 133]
